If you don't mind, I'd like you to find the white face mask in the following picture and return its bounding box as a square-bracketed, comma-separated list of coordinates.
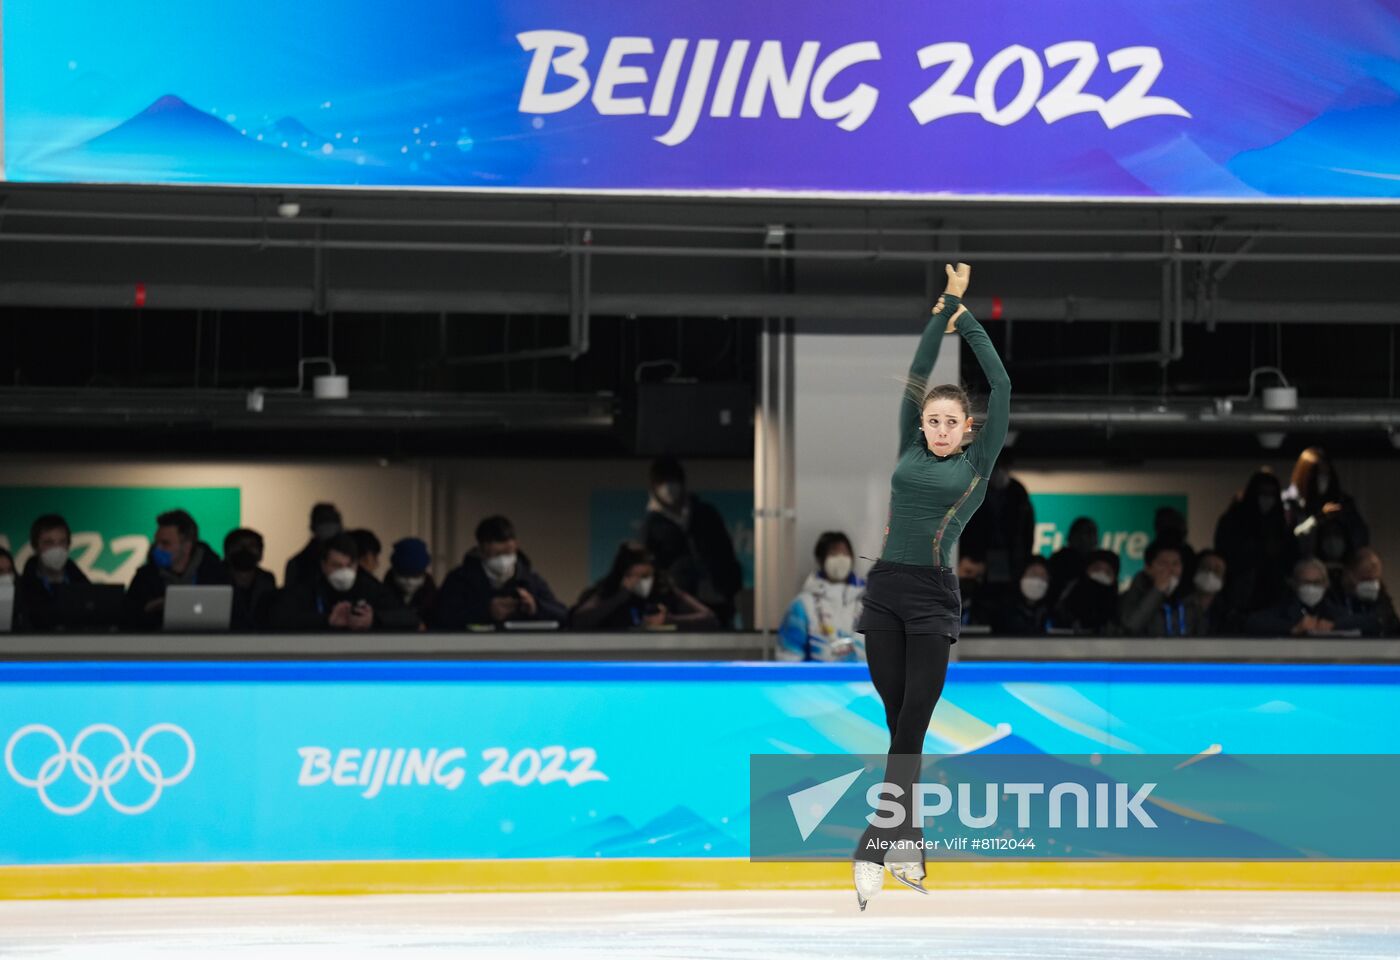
[40, 546, 69, 572]
[0, 573, 13, 586]
[327, 567, 357, 593]
[1194, 571, 1224, 595]
[1019, 576, 1049, 602]
[631, 576, 655, 599]
[1087, 569, 1115, 588]
[1354, 579, 1381, 602]
[1297, 583, 1326, 608]
[483, 552, 517, 585]
[823, 554, 853, 582]
[1162, 575, 1181, 596]
[396, 574, 426, 596]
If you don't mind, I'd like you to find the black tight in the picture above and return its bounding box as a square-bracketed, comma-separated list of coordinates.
[855, 629, 952, 863]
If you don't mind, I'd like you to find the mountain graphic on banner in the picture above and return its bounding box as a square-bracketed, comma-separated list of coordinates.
[32, 94, 396, 185]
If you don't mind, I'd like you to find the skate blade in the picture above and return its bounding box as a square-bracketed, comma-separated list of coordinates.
[890, 869, 929, 894]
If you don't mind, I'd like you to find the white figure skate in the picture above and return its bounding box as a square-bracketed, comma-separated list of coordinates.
[852, 859, 884, 910]
[885, 837, 928, 894]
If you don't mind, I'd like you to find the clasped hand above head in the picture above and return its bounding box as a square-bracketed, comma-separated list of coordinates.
[933, 262, 971, 332]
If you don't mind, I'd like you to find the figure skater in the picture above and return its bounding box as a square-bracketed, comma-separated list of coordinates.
[851, 262, 1011, 909]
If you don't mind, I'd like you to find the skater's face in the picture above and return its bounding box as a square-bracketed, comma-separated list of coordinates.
[921, 398, 970, 455]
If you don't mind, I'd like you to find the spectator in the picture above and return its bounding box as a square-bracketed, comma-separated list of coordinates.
[0, 547, 16, 630]
[222, 528, 277, 632]
[349, 529, 382, 579]
[1183, 548, 1231, 635]
[284, 503, 344, 589]
[15, 514, 91, 632]
[959, 456, 1036, 587]
[1153, 506, 1196, 584]
[434, 515, 567, 629]
[386, 537, 438, 628]
[956, 554, 992, 627]
[1119, 541, 1189, 637]
[1214, 468, 1295, 621]
[1283, 448, 1370, 576]
[123, 510, 229, 631]
[641, 456, 744, 629]
[988, 555, 1052, 636]
[776, 531, 867, 661]
[1051, 548, 1120, 634]
[1047, 517, 1098, 603]
[269, 533, 398, 631]
[1245, 558, 1352, 637]
[1332, 547, 1399, 638]
[571, 542, 719, 632]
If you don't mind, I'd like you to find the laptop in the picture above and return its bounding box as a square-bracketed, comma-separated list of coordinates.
[0, 583, 13, 633]
[163, 585, 234, 632]
[49, 583, 125, 631]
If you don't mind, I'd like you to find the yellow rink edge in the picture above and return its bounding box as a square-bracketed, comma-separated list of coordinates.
[3, 859, 1400, 899]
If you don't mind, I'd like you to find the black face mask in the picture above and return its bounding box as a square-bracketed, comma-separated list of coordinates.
[958, 577, 981, 599]
[227, 549, 260, 572]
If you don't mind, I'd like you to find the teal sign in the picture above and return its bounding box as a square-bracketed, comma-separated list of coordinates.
[1028, 493, 1187, 585]
[0, 487, 242, 584]
[588, 490, 753, 588]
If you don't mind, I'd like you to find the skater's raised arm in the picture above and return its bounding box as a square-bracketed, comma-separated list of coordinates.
[899, 266, 968, 450]
[956, 305, 1011, 478]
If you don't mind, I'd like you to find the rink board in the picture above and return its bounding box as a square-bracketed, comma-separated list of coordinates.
[3, 660, 1398, 896]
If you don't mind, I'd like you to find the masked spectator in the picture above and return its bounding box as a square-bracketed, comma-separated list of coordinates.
[386, 537, 438, 628]
[1047, 517, 1098, 602]
[349, 529, 382, 579]
[435, 515, 567, 629]
[988, 555, 1052, 636]
[15, 514, 92, 632]
[284, 503, 344, 589]
[571, 541, 718, 631]
[123, 509, 230, 631]
[1051, 548, 1120, 634]
[1183, 548, 1231, 635]
[956, 554, 992, 627]
[1332, 548, 1398, 638]
[641, 456, 744, 629]
[0, 547, 16, 631]
[270, 533, 399, 631]
[959, 456, 1036, 587]
[1119, 541, 1191, 637]
[1245, 558, 1352, 637]
[776, 532, 867, 661]
[1214, 468, 1295, 620]
[222, 527, 277, 632]
[1153, 506, 1196, 584]
[1283, 448, 1370, 579]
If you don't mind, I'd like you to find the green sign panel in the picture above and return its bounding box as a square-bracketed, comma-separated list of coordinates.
[0, 486, 241, 585]
[1028, 492, 1187, 585]
[588, 489, 754, 589]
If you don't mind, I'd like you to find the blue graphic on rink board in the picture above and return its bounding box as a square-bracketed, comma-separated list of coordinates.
[588, 490, 754, 588]
[5, 1, 1400, 199]
[2, 661, 1398, 865]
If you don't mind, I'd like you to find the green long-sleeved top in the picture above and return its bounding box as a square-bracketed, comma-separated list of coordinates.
[881, 295, 1012, 567]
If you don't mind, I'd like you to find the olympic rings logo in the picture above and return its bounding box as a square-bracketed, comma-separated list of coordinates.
[5, 724, 195, 816]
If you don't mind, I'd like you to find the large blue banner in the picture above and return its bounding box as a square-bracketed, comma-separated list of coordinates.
[4, 1, 1400, 199]
[2, 661, 1398, 865]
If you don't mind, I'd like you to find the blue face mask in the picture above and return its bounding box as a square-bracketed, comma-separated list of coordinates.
[151, 546, 174, 570]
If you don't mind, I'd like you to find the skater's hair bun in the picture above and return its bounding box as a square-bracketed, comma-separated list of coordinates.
[922, 383, 971, 417]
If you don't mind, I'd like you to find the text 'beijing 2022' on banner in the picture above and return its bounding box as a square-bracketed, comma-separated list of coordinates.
[3, 1, 1399, 200]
